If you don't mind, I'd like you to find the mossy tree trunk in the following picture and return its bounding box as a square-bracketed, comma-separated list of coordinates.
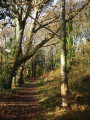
[3, 6, 27, 89]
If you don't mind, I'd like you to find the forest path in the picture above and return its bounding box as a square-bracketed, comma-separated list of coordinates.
[0, 79, 40, 120]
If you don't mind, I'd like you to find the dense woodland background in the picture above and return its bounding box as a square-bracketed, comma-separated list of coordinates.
[0, 0, 90, 119]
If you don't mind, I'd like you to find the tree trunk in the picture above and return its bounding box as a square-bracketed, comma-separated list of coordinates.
[31, 57, 36, 77]
[18, 63, 25, 86]
[50, 46, 54, 70]
[60, 0, 68, 107]
[5, 18, 25, 89]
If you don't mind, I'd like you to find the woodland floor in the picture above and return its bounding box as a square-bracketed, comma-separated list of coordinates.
[0, 79, 40, 120]
[0, 65, 90, 120]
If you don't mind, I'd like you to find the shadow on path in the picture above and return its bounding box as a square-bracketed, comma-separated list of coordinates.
[0, 80, 40, 120]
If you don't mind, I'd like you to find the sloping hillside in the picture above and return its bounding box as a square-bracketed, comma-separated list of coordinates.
[36, 63, 90, 120]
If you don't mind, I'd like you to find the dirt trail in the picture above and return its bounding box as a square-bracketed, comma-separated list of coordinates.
[0, 79, 40, 120]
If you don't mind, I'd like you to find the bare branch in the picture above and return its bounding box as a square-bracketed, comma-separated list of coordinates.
[16, 0, 90, 67]
[66, 0, 90, 22]
[14, 2, 60, 37]
[34, 16, 60, 33]
[43, 41, 59, 47]
[16, 27, 60, 67]
[0, 46, 11, 53]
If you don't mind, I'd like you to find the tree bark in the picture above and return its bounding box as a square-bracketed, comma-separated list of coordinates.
[60, 0, 68, 107]
[31, 57, 36, 77]
[17, 63, 25, 86]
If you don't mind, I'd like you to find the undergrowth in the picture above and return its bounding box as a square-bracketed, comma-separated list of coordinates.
[36, 64, 90, 120]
